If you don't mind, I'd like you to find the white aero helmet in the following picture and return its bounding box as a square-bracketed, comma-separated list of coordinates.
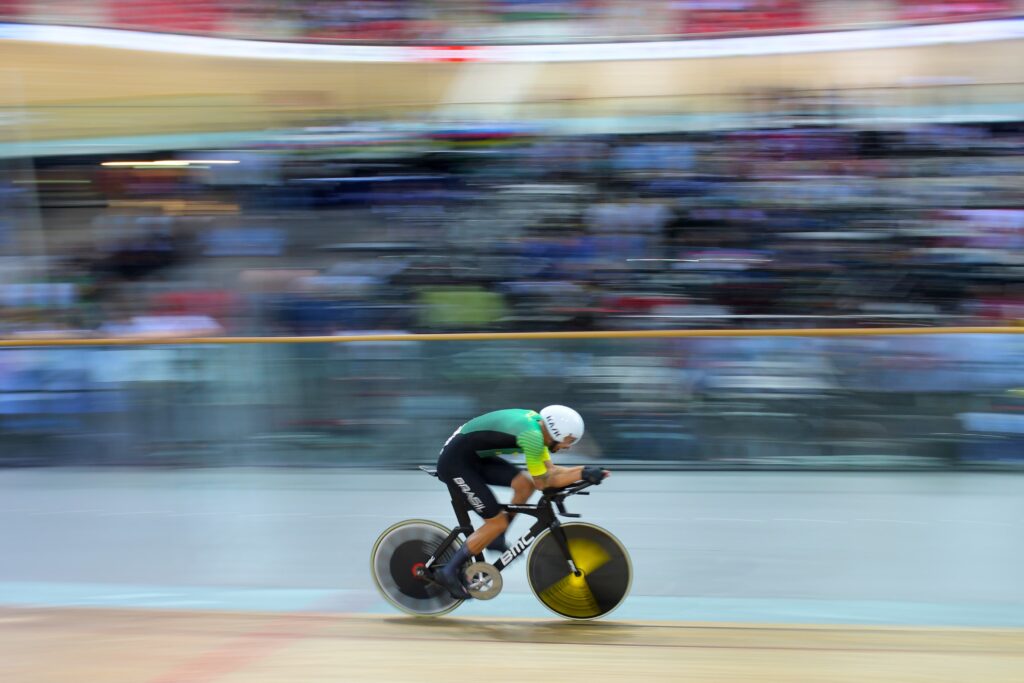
[540, 405, 584, 444]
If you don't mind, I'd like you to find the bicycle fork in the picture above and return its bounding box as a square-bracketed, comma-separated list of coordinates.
[549, 521, 582, 577]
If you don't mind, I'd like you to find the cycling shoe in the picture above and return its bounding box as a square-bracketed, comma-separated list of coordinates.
[433, 568, 471, 601]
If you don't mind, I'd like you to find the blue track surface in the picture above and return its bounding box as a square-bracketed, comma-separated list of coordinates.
[2, 469, 1022, 625]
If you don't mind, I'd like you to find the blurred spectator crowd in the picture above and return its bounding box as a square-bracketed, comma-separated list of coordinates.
[0, 0, 1019, 43]
[2, 114, 1023, 339]
[2, 1, 1022, 469]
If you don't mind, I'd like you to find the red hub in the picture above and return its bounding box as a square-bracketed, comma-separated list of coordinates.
[411, 562, 426, 579]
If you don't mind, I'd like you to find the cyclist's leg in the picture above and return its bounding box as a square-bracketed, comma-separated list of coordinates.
[437, 438, 501, 522]
[434, 440, 505, 598]
[447, 461, 507, 554]
[479, 458, 532, 551]
[480, 456, 527, 495]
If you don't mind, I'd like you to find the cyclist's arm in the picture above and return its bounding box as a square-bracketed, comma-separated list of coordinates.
[534, 461, 585, 490]
[518, 430, 559, 490]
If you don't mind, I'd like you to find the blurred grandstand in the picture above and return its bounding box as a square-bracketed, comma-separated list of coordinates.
[1, 119, 1022, 338]
[0, 1, 1022, 469]
[0, 1, 1020, 43]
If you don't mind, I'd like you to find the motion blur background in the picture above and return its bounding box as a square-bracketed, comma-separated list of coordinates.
[0, 2, 1022, 470]
[3, 9, 1024, 683]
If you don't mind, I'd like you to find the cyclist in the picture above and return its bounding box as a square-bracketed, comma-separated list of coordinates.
[433, 405, 608, 600]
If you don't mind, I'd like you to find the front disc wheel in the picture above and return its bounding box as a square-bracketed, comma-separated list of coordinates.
[526, 522, 632, 620]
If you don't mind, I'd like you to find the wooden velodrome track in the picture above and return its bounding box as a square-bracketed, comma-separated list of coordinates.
[2, 35, 1024, 143]
[2, 608, 1022, 682]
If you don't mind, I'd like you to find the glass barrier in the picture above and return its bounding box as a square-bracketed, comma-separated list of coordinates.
[2, 333, 1023, 470]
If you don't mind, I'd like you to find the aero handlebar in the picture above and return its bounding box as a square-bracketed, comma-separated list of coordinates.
[541, 480, 595, 518]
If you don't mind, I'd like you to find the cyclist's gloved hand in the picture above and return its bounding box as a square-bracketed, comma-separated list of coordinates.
[581, 466, 608, 485]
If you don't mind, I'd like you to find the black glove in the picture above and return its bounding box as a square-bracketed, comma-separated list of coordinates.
[581, 466, 606, 485]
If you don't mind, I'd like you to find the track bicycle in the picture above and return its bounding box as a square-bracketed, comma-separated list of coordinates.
[370, 465, 632, 620]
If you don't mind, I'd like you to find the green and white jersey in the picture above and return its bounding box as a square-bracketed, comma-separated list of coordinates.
[453, 408, 551, 476]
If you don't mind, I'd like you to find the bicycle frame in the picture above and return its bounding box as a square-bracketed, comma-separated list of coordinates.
[423, 487, 585, 577]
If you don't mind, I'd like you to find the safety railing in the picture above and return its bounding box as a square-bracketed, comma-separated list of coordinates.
[1, 326, 1022, 470]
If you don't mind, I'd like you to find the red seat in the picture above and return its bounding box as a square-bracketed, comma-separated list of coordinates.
[684, 3, 810, 36]
[306, 20, 414, 42]
[0, 0, 25, 17]
[897, 0, 1013, 22]
[108, 0, 227, 33]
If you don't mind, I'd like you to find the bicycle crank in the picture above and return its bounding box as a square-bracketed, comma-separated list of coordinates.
[463, 561, 503, 600]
